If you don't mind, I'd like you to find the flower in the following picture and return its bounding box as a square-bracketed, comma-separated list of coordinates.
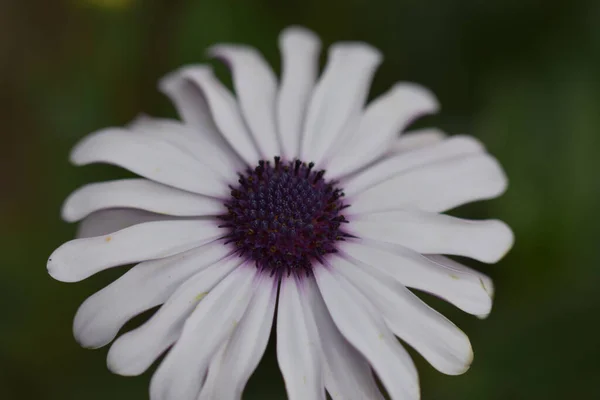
[48, 26, 513, 400]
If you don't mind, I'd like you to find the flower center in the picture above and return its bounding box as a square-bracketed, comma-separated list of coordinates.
[219, 157, 349, 276]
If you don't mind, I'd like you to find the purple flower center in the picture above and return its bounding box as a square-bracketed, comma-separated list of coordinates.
[219, 157, 349, 276]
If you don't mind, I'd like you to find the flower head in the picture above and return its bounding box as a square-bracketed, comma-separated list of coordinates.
[48, 26, 513, 400]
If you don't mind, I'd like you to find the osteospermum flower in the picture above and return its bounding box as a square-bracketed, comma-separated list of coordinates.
[48, 26, 513, 400]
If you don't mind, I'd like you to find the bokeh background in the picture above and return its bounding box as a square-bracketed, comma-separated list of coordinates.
[2, 0, 600, 399]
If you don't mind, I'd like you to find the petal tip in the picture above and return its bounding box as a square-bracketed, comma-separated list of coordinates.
[486, 220, 514, 263]
[329, 41, 383, 66]
[279, 26, 321, 48]
[47, 251, 70, 282]
[392, 82, 440, 115]
[106, 343, 142, 377]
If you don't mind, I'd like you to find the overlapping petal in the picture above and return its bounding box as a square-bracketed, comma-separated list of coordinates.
[277, 27, 321, 160]
[48, 220, 223, 282]
[300, 42, 382, 164]
[63, 179, 224, 222]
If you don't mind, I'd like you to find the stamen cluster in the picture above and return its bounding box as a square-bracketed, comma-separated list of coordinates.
[220, 157, 349, 276]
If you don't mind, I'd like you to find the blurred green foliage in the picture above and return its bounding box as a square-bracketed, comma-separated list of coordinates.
[1, 0, 600, 399]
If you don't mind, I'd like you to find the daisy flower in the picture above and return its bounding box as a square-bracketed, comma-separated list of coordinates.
[48, 26, 513, 400]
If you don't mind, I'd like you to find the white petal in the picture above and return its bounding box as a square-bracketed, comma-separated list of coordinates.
[344, 135, 485, 196]
[342, 241, 494, 316]
[129, 116, 244, 180]
[48, 220, 222, 282]
[334, 255, 473, 375]
[179, 66, 260, 165]
[315, 264, 420, 400]
[149, 266, 256, 400]
[277, 26, 321, 160]
[327, 83, 439, 177]
[107, 256, 243, 376]
[76, 209, 171, 239]
[387, 128, 447, 154]
[199, 276, 278, 399]
[304, 275, 384, 400]
[427, 254, 495, 305]
[62, 179, 224, 222]
[277, 275, 325, 400]
[158, 70, 224, 146]
[300, 42, 382, 164]
[209, 45, 280, 158]
[73, 242, 229, 349]
[70, 128, 228, 197]
[349, 210, 514, 264]
[348, 153, 507, 214]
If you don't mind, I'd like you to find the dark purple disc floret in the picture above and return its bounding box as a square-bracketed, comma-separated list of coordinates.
[219, 157, 350, 277]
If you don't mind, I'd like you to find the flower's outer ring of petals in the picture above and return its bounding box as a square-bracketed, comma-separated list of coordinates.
[199, 275, 278, 400]
[106, 256, 243, 376]
[277, 26, 321, 160]
[177, 66, 260, 166]
[73, 242, 229, 349]
[149, 266, 257, 400]
[208, 44, 280, 159]
[315, 263, 420, 400]
[335, 255, 473, 375]
[343, 134, 485, 196]
[277, 275, 326, 400]
[48, 220, 222, 282]
[348, 153, 508, 214]
[70, 128, 228, 198]
[327, 82, 439, 178]
[62, 179, 224, 223]
[301, 42, 382, 164]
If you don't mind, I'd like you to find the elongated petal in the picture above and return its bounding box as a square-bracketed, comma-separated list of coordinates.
[200, 276, 278, 399]
[76, 209, 172, 239]
[328, 83, 439, 177]
[315, 264, 420, 400]
[149, 266, 256, 400]
[348, 154, 507, 214]
[107, 257, 243, 375]
[300, 42, 382, 164]
[180, 66, 260, 165]
[73, 242, 229, 349]
[277, 26, 321, 160]
[344, 135, 485, 196]
[158, 70, 223, 146]
[62, 179, 224, 222]
[335, 255, 473, 375]
[348, 210, 514, 263]
[130, 116, 244, 179]
[209, 45, 280, 158]
[71, 128, 228, 197]
[304, 276, 384, 400]
[388, 128, 447, 154]
[341, 241, 494, 316]
[277, 275, 325, 400]
[48, 220, 222, 282]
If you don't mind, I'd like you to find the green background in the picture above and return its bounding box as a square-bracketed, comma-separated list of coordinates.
[2, 0, 599, 399]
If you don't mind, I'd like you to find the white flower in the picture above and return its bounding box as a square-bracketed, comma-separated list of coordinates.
[48, 26, 513, 400]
